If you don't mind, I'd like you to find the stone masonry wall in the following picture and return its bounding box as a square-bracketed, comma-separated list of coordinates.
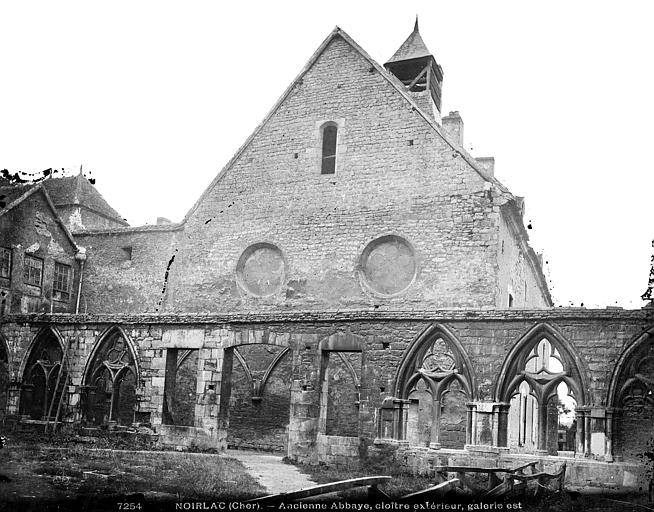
[0, 190, 80, 315]
[74, 227, 180, 314]
[0, 309, 651, 465]
[496, 206, 549, 308]
[163, 34, 512, 313]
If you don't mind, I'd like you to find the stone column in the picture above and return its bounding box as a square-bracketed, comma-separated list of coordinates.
[536, 398, 549, 455]
[287, 339, 321, 463]
[429, 398, 442, 449]
[214, 347, 232, 449]
[495, 403, 510, 448]
[575, 408, 587, 457]
[605, 408, 615, 462]
[465, 403, 473, 446]
[6, 381, 21, 416]
[584, 411, 592, 457]
[395, 399, 409, 441]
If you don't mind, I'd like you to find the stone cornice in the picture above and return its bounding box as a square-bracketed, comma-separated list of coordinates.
[2, 307, 651, 326]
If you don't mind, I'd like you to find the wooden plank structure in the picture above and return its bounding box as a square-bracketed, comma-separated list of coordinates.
[434, 461, 566, 499]
[245, 476, 392, 504]
[396, 479, 459, 502]
[247, 460, 565, 504]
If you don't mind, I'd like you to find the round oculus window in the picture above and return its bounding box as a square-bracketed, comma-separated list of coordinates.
[236, 243, 286, 297]
[359, 235, 416, 296]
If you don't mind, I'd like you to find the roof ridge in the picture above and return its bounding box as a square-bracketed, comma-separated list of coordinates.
[181, 26, 512, 225]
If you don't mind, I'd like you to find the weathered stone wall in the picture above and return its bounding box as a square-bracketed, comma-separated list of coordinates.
[496, 205, 550, 308]
[74, 226, 180, 314]
[58, 205, 126, 232]
[324, 352, 361, 437]
[0, 190, 80, 315]
[0, 308, 651, 471]
[163, 35, 518, 314]
[227, 344, 292, 451]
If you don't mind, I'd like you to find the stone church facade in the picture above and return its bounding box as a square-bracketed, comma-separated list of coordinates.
[0, 23, 652, 490]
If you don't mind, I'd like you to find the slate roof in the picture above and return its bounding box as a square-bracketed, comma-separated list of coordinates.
[0, 183, 36, 210]
[386, 19, 433, 64]
[42, 173, 128, 225]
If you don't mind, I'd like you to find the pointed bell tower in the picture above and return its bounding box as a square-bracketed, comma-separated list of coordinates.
[385, 18, 444, 122]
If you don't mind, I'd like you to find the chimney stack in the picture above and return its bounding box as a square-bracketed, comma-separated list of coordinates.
[442, 111, 464, 146]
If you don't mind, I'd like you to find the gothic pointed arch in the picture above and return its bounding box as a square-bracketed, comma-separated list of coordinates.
[495, 323, 586, 454]
[607, 327, 654, 461]
[18, 326, 65, 380]
[81, 326, 138, 426]
[82, 326, 140, 384]
[495, 323, 588, 404]
[394, 324, 475, 400]
[19, 326, 67, 420]
[394, 324, 475, 449]
[225, 340, 294, 451]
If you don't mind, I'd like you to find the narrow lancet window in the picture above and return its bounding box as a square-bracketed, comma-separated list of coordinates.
[321, 124, 337, 174]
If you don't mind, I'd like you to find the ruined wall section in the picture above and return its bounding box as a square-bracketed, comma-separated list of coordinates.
[2, 309, 649, 441]
[57, 205, 127, 232]
[74, 226, 180, 314]
[496, 205, 550, 308]
[0, 191, 80, 315]
[164, 35, 500, 313]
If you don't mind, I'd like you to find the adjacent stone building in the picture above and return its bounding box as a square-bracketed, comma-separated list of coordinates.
[0, 23, 652, 491]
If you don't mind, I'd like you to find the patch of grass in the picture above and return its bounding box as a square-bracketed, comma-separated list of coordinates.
[0, 442, 265, 503]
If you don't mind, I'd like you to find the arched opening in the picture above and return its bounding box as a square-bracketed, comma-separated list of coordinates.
[610, 334, 654, 462]
[83, 328, 137, 426]
[499, 331, 583, 455]
[224, 344, 292, 452]
[323, 352, 361, 437]
[395, 327, 474, 449]
[321, 123, 337, 174]
[19, 328, 66, 420]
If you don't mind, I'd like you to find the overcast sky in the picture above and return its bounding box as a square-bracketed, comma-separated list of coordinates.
[2, 1, 653, 309]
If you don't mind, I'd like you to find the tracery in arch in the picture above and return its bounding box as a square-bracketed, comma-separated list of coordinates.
[612, 337, 654, 461]
[505, 338, 578, 454]
[20, 329, 66, 420]
[400, 335, 471, 449]
[83, 329, 137, 426]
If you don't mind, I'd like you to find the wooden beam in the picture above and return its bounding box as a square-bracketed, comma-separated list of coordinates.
[246, 476, 392, 504]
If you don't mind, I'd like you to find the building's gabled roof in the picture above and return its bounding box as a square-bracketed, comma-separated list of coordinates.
[0, 182, 35, 209]
[386, 18, 433, 64]
[183, 26, 513, 224]
[0, 182, 80, 251]
[42, 172, 128, 226]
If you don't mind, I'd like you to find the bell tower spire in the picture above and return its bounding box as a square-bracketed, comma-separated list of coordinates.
[384, 20, 444, 122]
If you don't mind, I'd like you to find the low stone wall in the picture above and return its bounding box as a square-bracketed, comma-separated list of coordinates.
[156, 424, 224, 452]
[316, 434, 360, 465]
[375, 442, 648, 491]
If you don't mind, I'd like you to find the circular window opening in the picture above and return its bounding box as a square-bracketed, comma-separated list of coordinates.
[236, 243, 286, 297]
[359, 235, 417, 296]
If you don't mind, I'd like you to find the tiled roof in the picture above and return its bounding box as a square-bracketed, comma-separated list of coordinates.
[42, 173, 127, 225]
[0, 183, 36, 209]
[386, 19, 433, 64]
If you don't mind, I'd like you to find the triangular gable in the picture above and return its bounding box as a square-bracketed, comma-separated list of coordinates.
[183, 26, 513, 224]
[0, 183, 80, 251]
